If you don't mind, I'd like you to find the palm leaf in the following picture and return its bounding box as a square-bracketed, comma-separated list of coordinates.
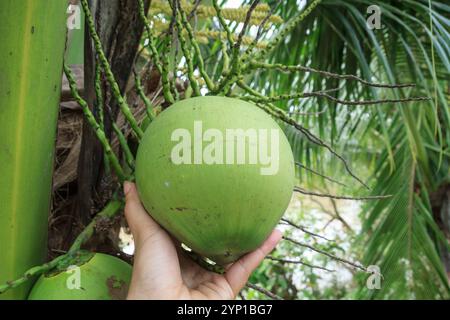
[250, 0, 450, 299]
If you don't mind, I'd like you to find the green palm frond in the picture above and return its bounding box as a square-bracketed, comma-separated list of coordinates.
[356, 125, 450, 299]
[248, 0, 450, 299]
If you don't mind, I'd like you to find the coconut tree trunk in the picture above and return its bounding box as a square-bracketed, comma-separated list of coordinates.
[0, 0, 68, 299]
[74, 0, 149, 229]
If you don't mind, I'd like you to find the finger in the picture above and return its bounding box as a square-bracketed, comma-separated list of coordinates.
[123, 181, 162, 244]
[225, 229, 282, 296]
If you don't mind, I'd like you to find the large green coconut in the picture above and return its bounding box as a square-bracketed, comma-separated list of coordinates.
[28, 252, 132, 300]
[135, 96, 295, 265]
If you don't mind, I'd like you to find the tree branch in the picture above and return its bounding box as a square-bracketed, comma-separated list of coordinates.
[246, 283, 283, 300]
[294, 187, 391, 201]
[280, 218, 333, 242]
[283, 236, 368, 272]
[266, 256, 335, 272]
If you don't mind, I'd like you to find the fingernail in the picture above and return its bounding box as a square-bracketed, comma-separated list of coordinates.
[123, 181, 132, 195]
[272, 229, 283, 243]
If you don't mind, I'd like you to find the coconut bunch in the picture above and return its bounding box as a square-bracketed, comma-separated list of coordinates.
[69, 0, 424, 280]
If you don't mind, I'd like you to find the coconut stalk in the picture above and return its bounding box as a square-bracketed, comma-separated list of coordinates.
[0, 0, 69, 299]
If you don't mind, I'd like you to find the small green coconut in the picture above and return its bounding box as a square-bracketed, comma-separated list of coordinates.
[28, 251, 132, 300]
[135, 96, 295, 265]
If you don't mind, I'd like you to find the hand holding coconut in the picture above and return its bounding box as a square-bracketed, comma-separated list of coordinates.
[124, 182, 282, 300]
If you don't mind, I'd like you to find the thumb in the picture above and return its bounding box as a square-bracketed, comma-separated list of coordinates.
[123, 181, 162, 245]
[225, 229, 282, 296]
